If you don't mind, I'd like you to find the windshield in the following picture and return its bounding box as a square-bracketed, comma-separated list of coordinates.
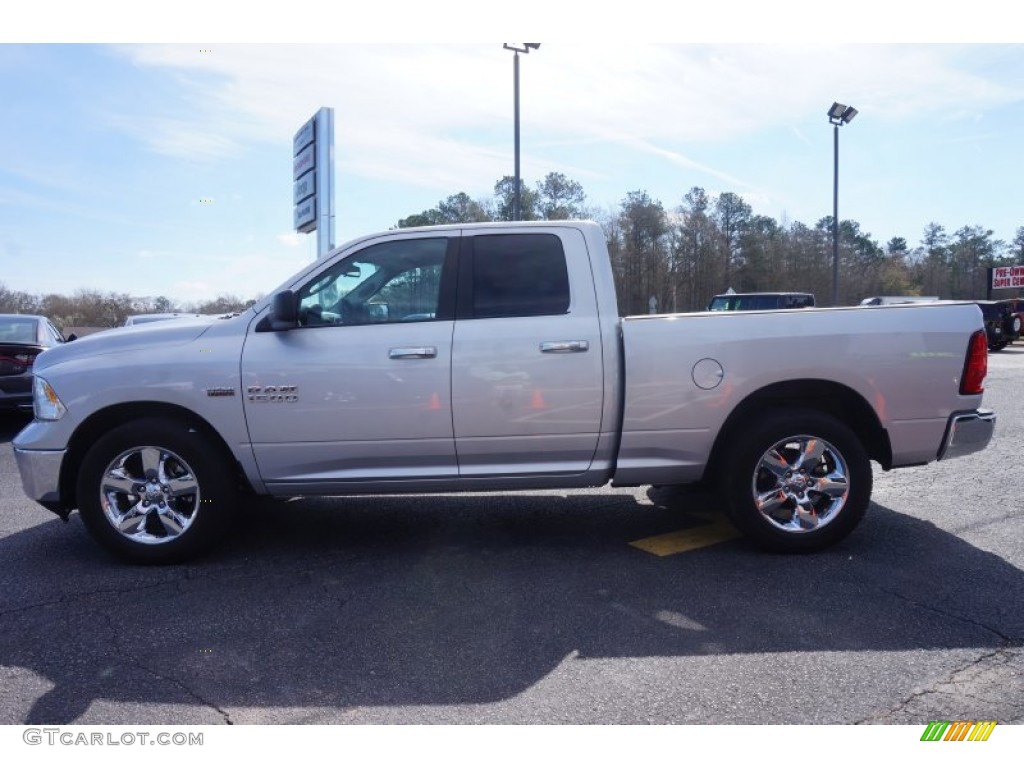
[0, 318, 39, 344]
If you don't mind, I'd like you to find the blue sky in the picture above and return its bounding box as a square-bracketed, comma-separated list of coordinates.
[2, 8, 1023, 304]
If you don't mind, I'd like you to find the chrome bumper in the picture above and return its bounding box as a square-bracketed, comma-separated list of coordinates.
[13, 447, 69, 517]
[938, 409, 996, 461]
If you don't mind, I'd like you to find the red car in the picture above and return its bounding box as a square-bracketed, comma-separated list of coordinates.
[0, 315, 74, 413]
[998, 298, 1024, 343]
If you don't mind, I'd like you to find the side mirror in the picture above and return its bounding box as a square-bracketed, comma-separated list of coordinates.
[65, 333, 78, 342]
[256, 290, 298, 332]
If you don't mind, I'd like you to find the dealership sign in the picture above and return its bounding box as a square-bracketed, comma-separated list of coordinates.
[292, 117, 317, 233]
[992, 265, 1024, 289]
[292, 107, 335, 258]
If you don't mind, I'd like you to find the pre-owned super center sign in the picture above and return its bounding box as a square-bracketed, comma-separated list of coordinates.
[992, 265, 1024, 289]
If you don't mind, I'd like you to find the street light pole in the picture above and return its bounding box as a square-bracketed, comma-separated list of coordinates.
[503, 44, 540, 221]
[513, 49, 521, 221]
[827, 102, 857, 306]
[832, 121, 840, 306]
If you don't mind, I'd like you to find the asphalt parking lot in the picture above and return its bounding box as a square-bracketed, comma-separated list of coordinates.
[0, 349, 1021, 727]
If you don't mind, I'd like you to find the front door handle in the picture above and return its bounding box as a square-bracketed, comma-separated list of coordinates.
[389, 346, 438, 359]
[540, 340, 589, 353]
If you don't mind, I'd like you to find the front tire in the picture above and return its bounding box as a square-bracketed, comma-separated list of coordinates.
[721, 409, 871, 553]
[77, 418, 236, 564]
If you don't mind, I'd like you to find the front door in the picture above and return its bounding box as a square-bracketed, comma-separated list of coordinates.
[241, 233, 459, 493]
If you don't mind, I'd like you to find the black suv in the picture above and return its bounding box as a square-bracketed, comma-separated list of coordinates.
[975, 301, 1013, 351]
[707, 292, 815, 311]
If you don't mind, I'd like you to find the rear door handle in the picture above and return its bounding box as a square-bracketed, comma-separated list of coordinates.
[389, 346, 437, 359]
[540, 340, 589, 353]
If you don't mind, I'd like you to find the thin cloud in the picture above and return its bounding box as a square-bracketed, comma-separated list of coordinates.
[107, 43, 1024, 181]
[0, 184, 144, 227]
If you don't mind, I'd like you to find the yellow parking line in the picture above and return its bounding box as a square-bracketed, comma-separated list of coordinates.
[629, 520, 739, 556]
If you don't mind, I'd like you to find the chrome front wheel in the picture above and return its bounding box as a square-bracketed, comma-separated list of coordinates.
[99, 445, 201, 545]
[78, 418, 236, 563]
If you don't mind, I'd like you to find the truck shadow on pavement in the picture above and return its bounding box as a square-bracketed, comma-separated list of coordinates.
[1, 478, 1021, 725]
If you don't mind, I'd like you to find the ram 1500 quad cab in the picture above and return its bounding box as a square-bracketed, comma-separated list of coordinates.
[13, 221, 995, 563]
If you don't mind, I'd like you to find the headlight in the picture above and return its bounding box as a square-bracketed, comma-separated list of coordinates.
[33, 376, 67, 421]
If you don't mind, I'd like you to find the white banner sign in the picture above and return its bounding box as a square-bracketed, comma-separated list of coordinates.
[293, 144, 316, 181]
[293, 117, 315, 155]
[992, 265, 1024, 289]
[294, 197, 316, 232]
[294, 170, 315, 205]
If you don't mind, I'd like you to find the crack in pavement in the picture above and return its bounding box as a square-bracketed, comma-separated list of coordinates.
[0, 556, 353, 622]
[854, 586, 1023, 724]
[855, 645, 1023, 724]
[0, 577, 187, 621]
[878, 587, 1019, 643]
[100, 613, 234, 725]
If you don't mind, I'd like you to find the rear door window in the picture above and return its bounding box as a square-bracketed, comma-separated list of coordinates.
[463, 233, 570, 319]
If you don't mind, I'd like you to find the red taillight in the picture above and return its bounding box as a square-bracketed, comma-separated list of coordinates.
[0, 353, 36, 373]
[960, 330, 988, 395]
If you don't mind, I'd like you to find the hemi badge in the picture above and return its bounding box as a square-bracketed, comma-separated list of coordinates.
[205, 388, 236, 397]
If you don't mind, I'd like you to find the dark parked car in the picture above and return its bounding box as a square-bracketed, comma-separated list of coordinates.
[975, 301, 1013, 351]
[707, 292, 815, 311]
[0, 315, 73, 412]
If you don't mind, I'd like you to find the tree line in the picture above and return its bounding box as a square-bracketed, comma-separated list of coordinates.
[3, 171, 1022, 327]
[397, 172, 1024, 315]
[0, 285, 256, 330]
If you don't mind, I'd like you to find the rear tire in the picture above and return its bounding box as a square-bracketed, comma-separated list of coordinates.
[76, 417, 236, 564]
[721, 409, 871, 553]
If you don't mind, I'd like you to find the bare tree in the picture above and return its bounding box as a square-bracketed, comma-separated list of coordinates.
[616, 191, 669, 315]
[713, 192, 752, 289]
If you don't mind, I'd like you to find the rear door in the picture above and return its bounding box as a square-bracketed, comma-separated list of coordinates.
[451, 228, 605, 477]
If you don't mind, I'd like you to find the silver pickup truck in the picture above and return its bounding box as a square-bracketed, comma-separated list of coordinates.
[13, 221, 995, 563]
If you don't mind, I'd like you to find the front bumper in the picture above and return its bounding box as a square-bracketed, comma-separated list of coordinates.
[938, 408, 996, 461]
[13, 446, 70, 518]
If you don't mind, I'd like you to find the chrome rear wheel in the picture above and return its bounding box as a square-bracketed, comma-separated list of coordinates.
[751, 435, 850, 533]
[722, 409, 871, 552]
